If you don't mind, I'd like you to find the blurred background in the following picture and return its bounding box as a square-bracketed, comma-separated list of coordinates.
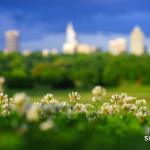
[0, 0, 150, 103]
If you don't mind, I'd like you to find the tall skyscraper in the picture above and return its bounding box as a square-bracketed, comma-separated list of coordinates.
[130, 26, 145, 55]
[63, 23, 78, 54]
[109, 38, 127, 55]
[62, 23, 97, 54]
[5, 30, 20, 52]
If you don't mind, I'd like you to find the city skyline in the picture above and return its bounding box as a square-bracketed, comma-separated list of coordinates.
[2, 25, 147, 56]
[0, 0, 150, 50]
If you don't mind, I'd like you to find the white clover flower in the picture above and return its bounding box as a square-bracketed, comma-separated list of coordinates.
[111, 93, 123, 101]
[135, 111, 145, 119]
[39, 119, 54, 131]
[0, 93, 5, 98]
[92, 86, 106, 97]
[0, 77, 5, 84]
[26, 104, 41, 122]
[69, 92, 80, 102]
[0, 92, 12, 116]
[112, 93, 128, 101]
[43, 94, 54, 100]
[59, 101, 69, 106]
[108, 93, 148, 117]
[48, 99, 59, 105]
[136, 99, 147, 109]
[122, 103, 132, 110]
[130, 104, 138, 111]
[111, 93, 137, 107]
[142, 99, 147, 105]
[59, 101, 71, 112]
[73, 103, 86, 113]
[99, 103, 113, 115]
[111, 104, 120, 113]
[142, 106, 148, 112]
[122, 103, 137, 112]
[41, 94, 58, 105]
[92, 96, 101, 103]
[135, 100, 141, 105]
[13, 92, 29, 113]
[135, 100, 142, 106]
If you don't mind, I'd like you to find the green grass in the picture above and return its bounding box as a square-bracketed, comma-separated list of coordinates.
[5, 84, 150, 104]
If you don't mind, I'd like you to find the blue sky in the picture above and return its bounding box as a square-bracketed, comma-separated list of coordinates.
[0, 0, 150, 50]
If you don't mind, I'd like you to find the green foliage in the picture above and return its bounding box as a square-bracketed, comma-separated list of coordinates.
[32, 62, 73, 88]
[0, 52, 150, 88]
[0, 114, 149, 150]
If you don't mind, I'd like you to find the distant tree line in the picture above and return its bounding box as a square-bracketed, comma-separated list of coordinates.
[0, 51, 150, 89]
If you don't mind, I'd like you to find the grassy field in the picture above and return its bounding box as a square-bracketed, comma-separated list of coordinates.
[5, 84, 150, 104]
[1, 84, 150, 150]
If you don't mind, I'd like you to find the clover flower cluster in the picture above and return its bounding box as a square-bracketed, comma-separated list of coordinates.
[99, 93, 148, 119]
[92, 86, 106, 102]
[0, 86, 149, 132]
[69, 92, 81, 103]
[13, 92, 29, 113]
[0, 92, 12, 116]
